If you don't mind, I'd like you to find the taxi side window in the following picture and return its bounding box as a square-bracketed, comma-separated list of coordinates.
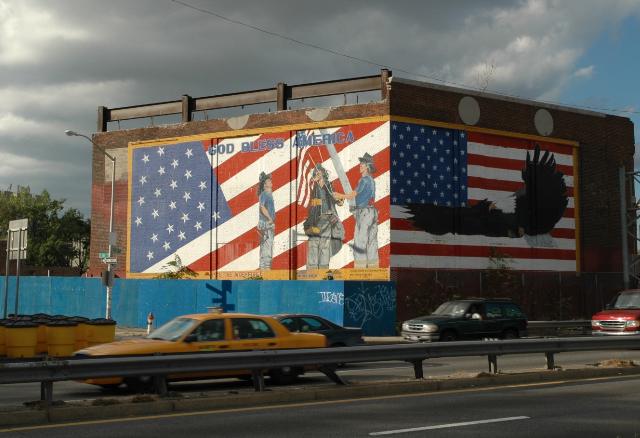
[191, 319, 225, 342]
[232, 318, 276, 339]
[279, 318, 298, 332]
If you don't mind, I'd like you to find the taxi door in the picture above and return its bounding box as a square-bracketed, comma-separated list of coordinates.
[185, 318, 230, 352]
[230, 318, 280, 351]
[169, 318, 232, 380]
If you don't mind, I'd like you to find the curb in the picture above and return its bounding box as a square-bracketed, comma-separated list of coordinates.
[2, 366, 640, 429]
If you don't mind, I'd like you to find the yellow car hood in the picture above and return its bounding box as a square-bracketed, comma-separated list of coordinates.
[75, 338, 183, 356]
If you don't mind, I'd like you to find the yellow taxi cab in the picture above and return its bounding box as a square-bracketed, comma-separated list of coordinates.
[74, 312, 327, 389]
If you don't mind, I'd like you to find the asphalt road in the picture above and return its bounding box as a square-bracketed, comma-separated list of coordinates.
[1, 349, 639, 407]
[2, 374, 640, 437]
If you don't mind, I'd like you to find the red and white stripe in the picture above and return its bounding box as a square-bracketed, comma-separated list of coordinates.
[143, 121, 390, 274]
[391, 131, 577, 272]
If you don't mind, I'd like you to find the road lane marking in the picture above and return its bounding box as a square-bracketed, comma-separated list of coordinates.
[1, 374, 637, 433]
[369, 416, 530, 435]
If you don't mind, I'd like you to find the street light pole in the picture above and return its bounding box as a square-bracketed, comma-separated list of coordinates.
[65, 130, 116, 319]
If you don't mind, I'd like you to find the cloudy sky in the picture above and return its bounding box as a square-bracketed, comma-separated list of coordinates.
[1, 0, 639, 216]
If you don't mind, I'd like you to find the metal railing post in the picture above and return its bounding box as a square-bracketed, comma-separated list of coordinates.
[40, 381, 53, 405]
[153, 375, 168, 396]
[488, 354, 498, 374]
[412, 360, 424, 379]
[620, 167, 630, 289]
[14, 229, 22, 316]
[545, 352, 556, 370]
[66, 130, 116, 320]
[2, 229, 9, 318]
[252, 370, 265, 392]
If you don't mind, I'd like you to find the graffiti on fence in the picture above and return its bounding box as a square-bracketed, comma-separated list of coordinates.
[344, 283, 395, 328]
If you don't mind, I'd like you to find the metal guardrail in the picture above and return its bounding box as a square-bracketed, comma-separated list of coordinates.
[528, 320, 591, 329]
[1, 336, 638, 404]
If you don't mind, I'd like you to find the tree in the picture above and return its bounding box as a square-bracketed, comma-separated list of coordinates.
[0, 187, 90, 271]
[483, 247, 518, 297]
[155, 255, 197, 279]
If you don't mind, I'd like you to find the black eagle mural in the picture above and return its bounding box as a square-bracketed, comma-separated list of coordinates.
[405, 145, 568, 238]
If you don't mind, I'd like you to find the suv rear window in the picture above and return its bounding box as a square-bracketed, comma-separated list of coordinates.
[501, 303, 525, 318]
[484, 303, 503, 319]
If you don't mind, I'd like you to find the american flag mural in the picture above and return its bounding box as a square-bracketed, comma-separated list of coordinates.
[128, 120, 390, 279]
[390, 121, 577, 271]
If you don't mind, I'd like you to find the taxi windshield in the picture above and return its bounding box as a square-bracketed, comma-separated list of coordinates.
[146, 317, 198, 341]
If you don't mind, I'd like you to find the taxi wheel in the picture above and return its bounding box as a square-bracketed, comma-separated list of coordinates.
[269, 367, 300, 385]
[124, 376, 154, 393]
[98, 384, 122, 391]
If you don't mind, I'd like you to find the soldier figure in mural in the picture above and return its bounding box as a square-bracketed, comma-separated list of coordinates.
[257, 172, 275, 269]
[333, 153, 378, 268]
[304, 164, 345, 269]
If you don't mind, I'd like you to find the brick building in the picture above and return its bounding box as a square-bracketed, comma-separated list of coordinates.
[87, 70, 635, 320]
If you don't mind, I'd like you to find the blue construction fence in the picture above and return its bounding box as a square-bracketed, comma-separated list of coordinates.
[0, 277, 396, 336]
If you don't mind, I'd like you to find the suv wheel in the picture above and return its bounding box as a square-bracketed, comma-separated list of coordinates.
[440, 330, 458, 342]
[501, 329, 519, 340]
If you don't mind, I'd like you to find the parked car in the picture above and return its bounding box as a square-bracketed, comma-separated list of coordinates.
[401, 298, 528, 342]
[273, 314, 364, 347]
[74, 312, 327, 389]
[592, 289, 640, 336]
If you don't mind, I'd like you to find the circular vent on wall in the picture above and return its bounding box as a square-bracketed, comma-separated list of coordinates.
[534, 108, 554, 136]
[458, 96, 480, 125]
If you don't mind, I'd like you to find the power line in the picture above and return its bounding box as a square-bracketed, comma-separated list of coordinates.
[171, 0, 639, 116]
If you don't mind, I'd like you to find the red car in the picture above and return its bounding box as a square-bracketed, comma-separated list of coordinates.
[592, 290, 640, 336]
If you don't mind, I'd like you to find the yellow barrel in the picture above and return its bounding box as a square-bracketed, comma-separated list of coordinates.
[46, 320, 78, 357]
[68, 316, 90, 350]
[86, 318, 117, 346]
[0, 320, 6, 356]
[32, 318, 50, 354]
[5, 321, 38, 358]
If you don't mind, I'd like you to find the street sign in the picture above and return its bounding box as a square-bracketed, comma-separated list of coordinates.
[8, 218, 28, 260]
[102, 257, 117, 264]
[101, 270, 114, 288]
[99, 252, 109, 260]
[9, 218, 28, 231]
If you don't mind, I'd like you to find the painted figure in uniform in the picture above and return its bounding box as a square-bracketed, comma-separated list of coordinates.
[257, 172, 275, 269]
[333, 153, 378, 268]
[304, 164, 345, 269]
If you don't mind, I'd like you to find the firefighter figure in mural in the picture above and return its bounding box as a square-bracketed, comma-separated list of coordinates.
[333, 153, 378, 268]
[257, 172, 275, 269]
[304, 164, 345, 269]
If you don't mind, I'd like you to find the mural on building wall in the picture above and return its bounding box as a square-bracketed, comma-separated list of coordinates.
[390, 121, 578, 271]
[127, 120, 390, 280]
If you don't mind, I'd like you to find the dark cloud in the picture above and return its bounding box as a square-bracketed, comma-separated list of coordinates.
[0, 0, 638, 214]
